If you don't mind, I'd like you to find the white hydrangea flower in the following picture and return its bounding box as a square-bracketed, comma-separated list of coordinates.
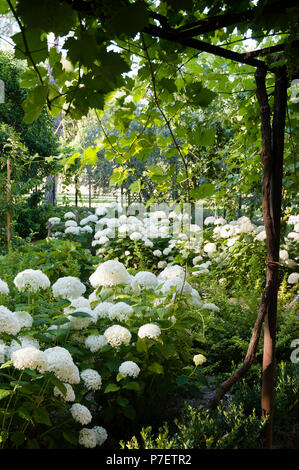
[44, 346, 80, 384]
[64, 297, 91, 314]
[54, 383, 75, 402]
[95, 206, 107, 217]
[158, 265, 185, 281]
[89, 260, 130, 288]
[70, 403, 92, 425]
[67, 307, 97, 330]
[288, 272, 299, 284]
[48, 217, 61, 226]
[203, 243, 217, 255]
[188, 288, 202, 307]
[9, 335, 39, 356]
[288, 232, 299, 242]
[160, 277, 193, 297]
[14, 269, 50, 293]
[200, 303, 220, 312]
[52, 277, 86, 299]
[279, 249, 289, 261]
[0, 279, 9, 295]
[108, 302, 133, 322]
[65, 220, 78, 228]
[79, 428, 97, 448]
[104, 325, 131, 348]
[64, 212, 76, 220]
[93, 302, 113, 319]
[85, 334, 107, 352]
[192, 255, 203, 266]
[0, 306, 21, 335]
[12, 311, 33, 329]
[204, 216, 215, 225]
[254, 230, 267, 242]
[65, 226, 80, 235]
[225, 237, 238, 247]
[0, 339, 8, 363]
[153, 249, 162, 257]
[138, 323, 161, 340]
[92, 426, 108, 446]
[214, 217, 226, 225]
[11, 347, 47, 373]
[131, 271, 158, 292]
[193, 354, 207, 366]
[86, 214, 98, 224]
[119, 361, 140, 378]
[130, 231, 142, 241]
[144, 239, 154, 248]
[81, 225, 93, 233]
[80, 369, 102, 391]
[157, 260, 167, 269]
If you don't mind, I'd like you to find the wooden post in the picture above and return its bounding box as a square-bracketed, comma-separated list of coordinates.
[258, 66, 288, 448]
[7, 158, 11, 251]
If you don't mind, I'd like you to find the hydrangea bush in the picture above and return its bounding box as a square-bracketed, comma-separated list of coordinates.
[0, 257, 208, 448]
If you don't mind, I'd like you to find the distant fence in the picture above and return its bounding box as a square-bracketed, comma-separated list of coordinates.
[56, 192, 120, 207]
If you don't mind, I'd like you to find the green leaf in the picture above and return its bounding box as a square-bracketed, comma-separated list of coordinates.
[122, 381, 141, 391]
[17, 0, 77, 36]
[190, 183, 215, 200]
[81, 146, 99, 166]
[107, 3, 149, 37]
[0, 361, 13, 369]
[122, 404, 136, 420]
[147, 362, 164, 375]
[48, 375, 67, 397]
[69, 311, 92, 318]
[116, 396, 129, 407]
[33, 407, 52, 426]
[63, 430, 78, 446]
[0, 389, 12, 401]
[193, 128, 216, 146]
[104, 383, 120, 393]
[12, 29, 48, 64]
[22, 85, 48, 124]
[10, 431, 26, 447]
[176, 376, 190, 387]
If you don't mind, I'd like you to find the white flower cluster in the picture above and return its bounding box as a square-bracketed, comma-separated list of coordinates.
[14, 269, 50, 293]
[44, 346, 80, 384]
[48, 217, 61, 226]
[52, 277, 86, 299]
[104, 325, 131, 348]
[119, 361, 140, 378]
[131, 271, 158, 292]
[138, 323, 161, 340]
[54, 383, 75, 402]
[85, 334, 107, 352]
[89, 260, 131, 288]
[70, 403, 92, 425]
[0, 279, 9, 295]
[80, 369, 102, 391]
[108, 302, 133, 322]
[79, 426, 107, 448]
[11, 347, 47, 373]
[0, 306, 21, 335]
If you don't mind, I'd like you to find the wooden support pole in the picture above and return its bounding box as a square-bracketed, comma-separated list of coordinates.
[7, 158, 11, 251]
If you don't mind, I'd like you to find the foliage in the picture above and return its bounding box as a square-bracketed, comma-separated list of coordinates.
[121, 362, 299, 449]
[121, 403, 267, 449]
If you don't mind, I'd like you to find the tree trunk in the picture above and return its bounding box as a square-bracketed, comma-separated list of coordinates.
[44, 35, 62, 205]
[259, 65, 287, 448]
[208, 66, 288, 450]
[7, 158, 11, 251]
